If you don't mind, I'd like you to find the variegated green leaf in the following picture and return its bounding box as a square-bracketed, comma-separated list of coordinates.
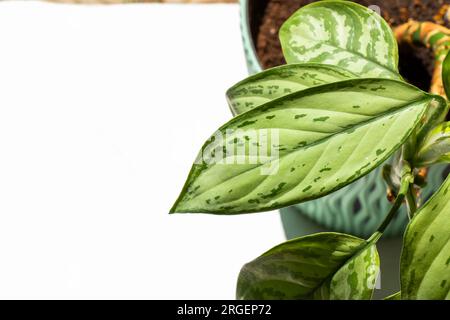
[401, 174, 450, 300]
[226, 63, 356, 115]
[170, 79, 441, 214]
[236, 232, 379, 300]
[415, 98, 448, 145]
[415, 122, 450, 167]
[279, 1, 400, 80]
[404, 98, 448, 164]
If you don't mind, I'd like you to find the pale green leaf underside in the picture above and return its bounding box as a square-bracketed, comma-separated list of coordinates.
[226, 63, 356, 115]
[170, 79, 434, 214]
[401, 174, 450, 300]
[279, 1, 400, 80]
[236, 233, 379, 300]
[415, 97, 448, 144]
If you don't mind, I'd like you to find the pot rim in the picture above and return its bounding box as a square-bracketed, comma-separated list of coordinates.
[240, 0, 263, 72]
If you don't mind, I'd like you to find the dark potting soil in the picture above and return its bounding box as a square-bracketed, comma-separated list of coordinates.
[256, 0, 450, 91]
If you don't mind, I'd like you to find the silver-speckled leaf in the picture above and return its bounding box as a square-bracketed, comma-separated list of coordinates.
[226, 63, 356, 115]
[415, 122, 450, 167]
[170, 79, 440, 215]
[401, 174, 450, 300]
[279, 1, 400, 80]
[236, 233, 379, 300]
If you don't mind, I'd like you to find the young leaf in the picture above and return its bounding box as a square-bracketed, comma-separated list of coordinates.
[404, 99, 448, 163]
[170, 79, 440, 215]
[415, 98, 449, 145]
[401, 174, 450, 299]
[226, 63, 356, 115]
[236, 232, 379, 300]
[279, 1, 400, 80]
[414, 122, 450, 167]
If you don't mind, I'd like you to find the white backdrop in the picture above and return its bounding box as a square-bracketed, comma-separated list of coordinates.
[0, 2, 285, 299]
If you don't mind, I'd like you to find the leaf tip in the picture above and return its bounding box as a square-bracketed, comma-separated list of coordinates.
[168, 196, 185, 214]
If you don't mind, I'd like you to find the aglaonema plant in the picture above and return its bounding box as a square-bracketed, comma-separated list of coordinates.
[170, 1, 450, 300]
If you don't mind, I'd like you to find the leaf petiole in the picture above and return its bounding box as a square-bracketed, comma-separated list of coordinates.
[374, 162, 414, 236]
[406, 184, 418, 218]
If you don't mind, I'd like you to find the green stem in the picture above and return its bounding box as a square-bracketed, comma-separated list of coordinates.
[406, 184, 417, 218]
[373, 162, 414, 238]
[376, 192, 406, 235]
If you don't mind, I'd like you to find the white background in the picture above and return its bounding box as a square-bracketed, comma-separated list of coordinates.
[0, 2, 286, 299]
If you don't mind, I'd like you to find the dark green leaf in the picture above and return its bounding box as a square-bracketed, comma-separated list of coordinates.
[236, 232, 379, 300]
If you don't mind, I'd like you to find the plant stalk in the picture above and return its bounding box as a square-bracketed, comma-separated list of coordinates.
[406, 184, 417, 218]
[375, 163, 414, 236]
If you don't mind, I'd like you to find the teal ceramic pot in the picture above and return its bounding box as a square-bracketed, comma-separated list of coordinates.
[238, 0, 450, 239]
[239, 0, 262, 75]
